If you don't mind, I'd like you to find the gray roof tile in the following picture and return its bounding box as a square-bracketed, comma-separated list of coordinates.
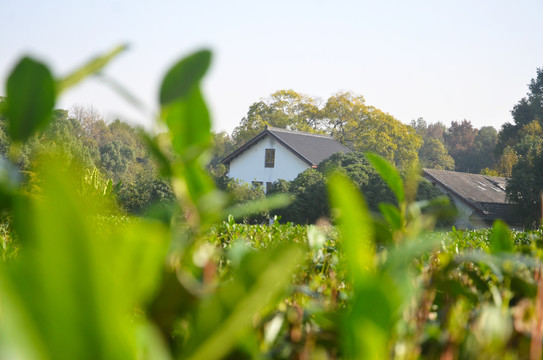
[222, 127, 350, 166]
[423, 168, 522, 225]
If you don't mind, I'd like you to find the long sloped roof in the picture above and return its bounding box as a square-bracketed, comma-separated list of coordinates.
[221, 127, 350, 166]
[423, 168, 521, 225]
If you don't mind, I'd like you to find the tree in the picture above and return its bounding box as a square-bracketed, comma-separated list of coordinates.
[504, 67, 543, 227]
[411, 118, 454, 170]
[506, 145, 543, 227]
[418, 138, 455, 170]
[472, 126, 498, 173]
[497, 67, 543, 155]
[322, 92, 422, 168]
[231, 90, 323, 145]
[272, 169, 327, 224]
[269, 151, 447, 224]
[494, 146, 518, 177]
[233, 90, 422, 169]
[444, 120, 478, 172]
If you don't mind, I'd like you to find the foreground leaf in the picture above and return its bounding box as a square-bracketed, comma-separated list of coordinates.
[0, 160, 168, 359]
[57, 44, 128, 93]
[489, 220, 513, 254]
[366, 152, 405, 204]
[159, 50, 211, 105]
[5, 57, 55, 142]
[184, 243, 305, 360]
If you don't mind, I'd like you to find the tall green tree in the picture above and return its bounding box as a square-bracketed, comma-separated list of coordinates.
[418, 138, 455, 170]
[497, 67, 543, 154]
[322, 92, 422, 168]
[231, 90, 323, 145]
[411, 118, 454, 170]
[507, 144, 543, 227]
[444, 120, 478, 172]
[504, 68, 543, 227]
[472, 126, 498, 173]
[232, 90, 422, 169]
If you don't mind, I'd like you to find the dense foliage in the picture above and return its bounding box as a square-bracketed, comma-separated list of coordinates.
[0, 100, 175, 214]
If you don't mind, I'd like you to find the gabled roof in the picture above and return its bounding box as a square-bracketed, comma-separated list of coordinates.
[221, 127, 350, 166]
[422, 168, 522, 225]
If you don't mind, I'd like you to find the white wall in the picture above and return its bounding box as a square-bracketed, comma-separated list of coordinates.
[431, 182, 487, 229]
[228, 135, 310, 186]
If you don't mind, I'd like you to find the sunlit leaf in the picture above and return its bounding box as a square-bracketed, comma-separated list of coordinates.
[327, 172, 374, 281]
[489, 220, 513, 254]
[57, 44, 128, 93]
[366, 152, 405, 204]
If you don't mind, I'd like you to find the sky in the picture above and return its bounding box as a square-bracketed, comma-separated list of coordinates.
[2, 0, 543, 134]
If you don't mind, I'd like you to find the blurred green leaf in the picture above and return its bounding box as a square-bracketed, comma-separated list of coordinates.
[0, 160, 168, 359]
[223, 193, 292, 221]
[163, 86, 211, 160]
[184, 243, 304, 360]
[327, 172, 374, 281]
[328, 173, 393, 359]
[5, 57, 55, 142]
[366, 153, 405, 204]
[344, 277, 395, 360]
[489, 220, 513, 254]
[57, 44, 128, 93]
[159, 50, 211, 105]
[456, 251, 504, 281]
[379, 203, 401, 230]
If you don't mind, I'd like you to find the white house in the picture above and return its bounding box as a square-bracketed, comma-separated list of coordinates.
[423, 168, 523, 229]
[221, 126, 350, 192]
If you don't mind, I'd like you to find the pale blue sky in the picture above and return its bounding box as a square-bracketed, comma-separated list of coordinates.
[2, 0, 543, 133]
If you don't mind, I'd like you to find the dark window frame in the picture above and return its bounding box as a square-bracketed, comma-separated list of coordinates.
[265, 149, 275, 168]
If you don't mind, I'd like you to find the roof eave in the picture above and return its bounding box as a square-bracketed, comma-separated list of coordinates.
[220, 129, 269, 164]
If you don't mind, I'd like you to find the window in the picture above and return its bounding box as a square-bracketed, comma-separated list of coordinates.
[265, 149, 275, 168]
[266, 182, 273, 193]
[252, 181, 263, 189]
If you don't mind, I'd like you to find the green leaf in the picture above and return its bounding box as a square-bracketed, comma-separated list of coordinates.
[223, 193, 292, 221]
[366, 153, 405, 204]
[489, 220, 513, 254]
[327, 172, 374, 283]
[5, 57, 56, 141]
[456, 251, 504, 281]
[0, 160, 168, 359]
[343, 277, 395, 360]
[378, 203, 402, 230]
[184, 243, 304, 360]
[57, 44, 128, 93]
[162, 86, 211, 159]
[159, 49, 211, 105]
